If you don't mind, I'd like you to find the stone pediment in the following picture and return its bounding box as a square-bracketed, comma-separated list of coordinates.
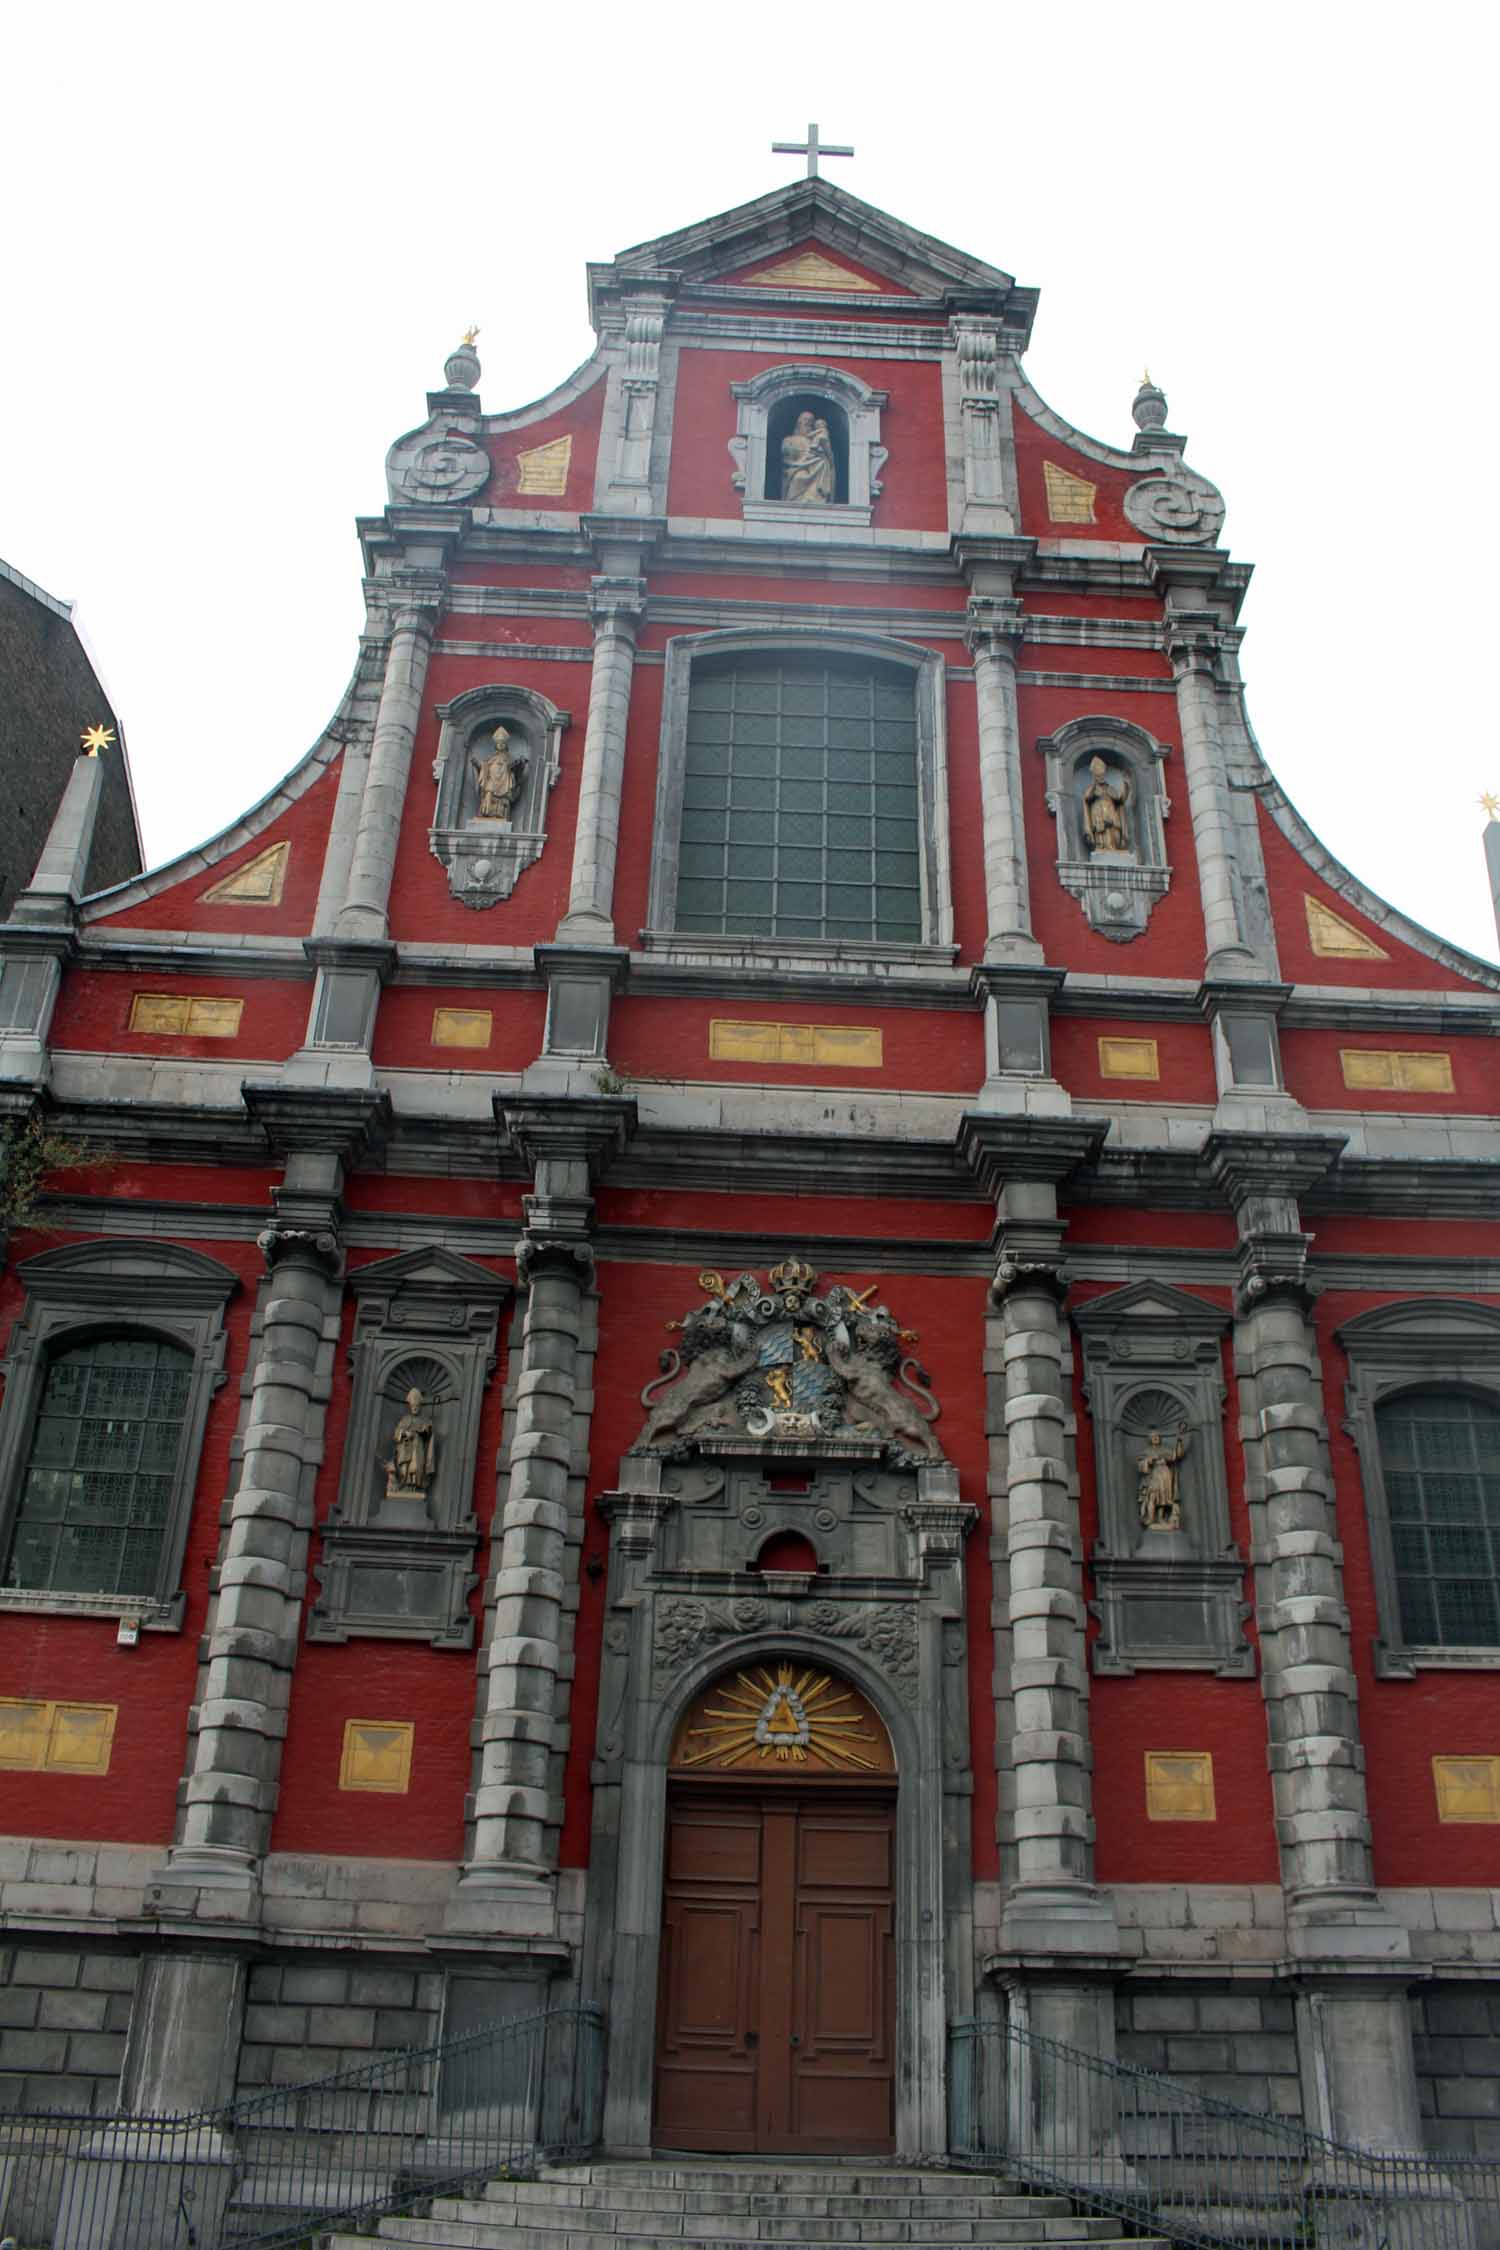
[1072, 1278, 1231, 1341]
[347, 1245, 511, 1312]
[589, 180, 1037, 343]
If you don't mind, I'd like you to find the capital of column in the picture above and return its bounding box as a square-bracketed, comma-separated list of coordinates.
[1203, 1128, 1346, 1219]
[587, 574, 647, 641]
[965, 594, 1025, 666]
[516, 1230, 596, 1288]
[242, 1083, 394, 1170]
[256, 1222, 342, 1278]
[499, 1093, 636, 1180]
[957, 1112, 1107, 1202]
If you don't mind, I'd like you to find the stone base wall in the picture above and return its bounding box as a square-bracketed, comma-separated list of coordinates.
[238, 1959, 445, 2094]
[0, 1940, 138, 2113]
[1413, 1983, 1500, 2157]
[1115, 1983, 1301, 2115]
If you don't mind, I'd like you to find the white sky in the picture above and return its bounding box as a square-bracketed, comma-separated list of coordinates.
[5, 3, 1496, 962]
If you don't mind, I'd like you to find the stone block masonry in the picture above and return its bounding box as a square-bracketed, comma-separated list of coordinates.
[1116, 1982, 1302, 2117]
[0, 1942, 139, 2113]
[1414, 1984, 1500, 2156]
[237, 1959, 444, 2092]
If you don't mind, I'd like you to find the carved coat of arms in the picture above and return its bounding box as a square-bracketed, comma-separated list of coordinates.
[633, 1259, 942, 1461]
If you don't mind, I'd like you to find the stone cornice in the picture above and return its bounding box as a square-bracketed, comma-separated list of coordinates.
[956, 1112, 1109, 1198]
[498, 1094, 637, 1177]
[1201, 1130, 1349, 1212]
[242, 1083, 394, 1166]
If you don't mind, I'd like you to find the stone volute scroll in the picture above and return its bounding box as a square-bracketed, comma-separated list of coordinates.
[309, 1247, 510, 1647]
[1122, 374, 1226, 546]
[429, 683, 570, 908]
[1037, 714, 1171, 942]
[385, 334, 492, 506]
[1073, 1279, 1252, 1675]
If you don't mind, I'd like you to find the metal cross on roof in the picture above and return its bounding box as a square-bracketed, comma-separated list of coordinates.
[772, 122, 854, 179]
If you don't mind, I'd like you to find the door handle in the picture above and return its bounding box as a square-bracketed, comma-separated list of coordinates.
[789, 2034, 800, 2047]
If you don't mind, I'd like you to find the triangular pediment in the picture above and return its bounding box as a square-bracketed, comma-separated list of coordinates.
[590, 179, 1036, 343]
[1072, 1279, 1231, 1339]
[347, 1245, 511, 1302]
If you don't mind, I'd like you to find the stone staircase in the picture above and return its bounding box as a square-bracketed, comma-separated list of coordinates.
[325, 2157, 1170, 2250]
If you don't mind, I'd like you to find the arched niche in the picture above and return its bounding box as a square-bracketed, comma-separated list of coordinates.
[429, 682, 570, 909]
[1036, 713, 1172, 943]
[728, 364, 889, 529]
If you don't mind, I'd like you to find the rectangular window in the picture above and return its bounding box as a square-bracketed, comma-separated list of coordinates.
[129, 993, 244, 1038]
[678, 657, 921, 943]
[1379, 1392, 1500, 1647]
[0, 1698, 116, 1774]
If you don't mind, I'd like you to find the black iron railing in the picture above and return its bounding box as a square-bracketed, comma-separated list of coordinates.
[950, 2017, 1500, 2250]
[0, 2001, 603, 2250]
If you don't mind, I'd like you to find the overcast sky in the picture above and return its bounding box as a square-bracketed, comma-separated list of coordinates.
[5, 3, 1496, 962]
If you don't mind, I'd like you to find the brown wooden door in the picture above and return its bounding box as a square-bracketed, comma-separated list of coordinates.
[654, 1787, 895, 2154]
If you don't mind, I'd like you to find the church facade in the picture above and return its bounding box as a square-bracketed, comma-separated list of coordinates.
[1, 176, 1498, 2164]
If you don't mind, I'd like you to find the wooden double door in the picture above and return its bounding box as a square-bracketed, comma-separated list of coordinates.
[653, 1783, 896, 2153]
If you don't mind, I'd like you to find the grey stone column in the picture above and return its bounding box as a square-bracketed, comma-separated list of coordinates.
[960, 1117, 1121, 2067]
[966, 595, 1039, 963]
[1163, 612, 1257, 975]
[449, 1097, 633, 1937]
[338, 579, 442, 941]
[557, 574, 647, 943]
[129, 1089, 386, 2113]
[1208, 1131, 1424, 2153]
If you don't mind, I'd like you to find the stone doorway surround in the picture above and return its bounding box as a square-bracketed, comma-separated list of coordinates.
[582, 1448, 975, 2161]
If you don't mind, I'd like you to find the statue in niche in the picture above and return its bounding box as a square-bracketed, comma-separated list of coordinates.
[781, 411, 836, 506]
[1136, 1428, 1187, 1531]
[1082, 756, 1130, 854]
[471, 725, 524, 821]
[385, 1386, 437, 1503]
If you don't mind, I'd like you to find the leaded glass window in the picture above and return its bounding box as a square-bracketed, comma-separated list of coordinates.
[675, 655, 921, 942]
[4, 1337, 193, 1598]
[1377, 1388, 1500, 1647]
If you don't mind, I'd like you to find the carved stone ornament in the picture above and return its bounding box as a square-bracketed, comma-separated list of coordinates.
[652, 1594, 919, 1704]
[633, 1260, 942, 1463]
[429, 685, 570, 908]
[385, 402, 491, 506]
[1037, 716, 1172, 943]
[1123, 463, 1226, 546]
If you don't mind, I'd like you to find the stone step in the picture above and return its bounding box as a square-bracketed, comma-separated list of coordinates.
[329, 2225, 1164, 2250]
[434, 2201, 1122, 2242]
[476, 2183, 1081, 2221]
[538, 2166, 1029, 2197]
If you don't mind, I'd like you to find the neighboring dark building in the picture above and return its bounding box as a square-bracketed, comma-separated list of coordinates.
[0, 556, 142, 917]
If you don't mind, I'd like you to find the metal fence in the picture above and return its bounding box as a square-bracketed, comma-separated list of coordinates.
[950, 2018, 1500, 2250]
[0, 2001, 603, 2250]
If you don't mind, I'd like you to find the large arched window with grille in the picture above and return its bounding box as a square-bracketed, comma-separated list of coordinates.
[647, 632, 952, 954]
[1375, 1388, 1500, 1649]
[0, 1242, 236, 1629]
[5, 1336, 194, 1598]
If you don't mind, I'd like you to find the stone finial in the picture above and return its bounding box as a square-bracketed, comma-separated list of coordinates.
[443, 331, 482, 391]
[1132, 373, 1169, 432]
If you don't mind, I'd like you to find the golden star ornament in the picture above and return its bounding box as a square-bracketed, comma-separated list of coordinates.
[80, 724, 116, 757]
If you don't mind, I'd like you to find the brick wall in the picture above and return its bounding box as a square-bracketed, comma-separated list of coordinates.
[0, 1941, 138, 2112]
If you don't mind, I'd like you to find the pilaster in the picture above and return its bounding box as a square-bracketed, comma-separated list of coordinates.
[959, 1117, 1121, 1969]
[449, 1096, 634, 1936]
[1206, 1128, 1425, 2154]
[1153, 550, 1261, 977]
[953, 541, 1041, 965]
[557, 520, 661, 945]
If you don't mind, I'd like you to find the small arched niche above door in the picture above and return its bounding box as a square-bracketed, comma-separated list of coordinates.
[670, 1659, 895, 1777]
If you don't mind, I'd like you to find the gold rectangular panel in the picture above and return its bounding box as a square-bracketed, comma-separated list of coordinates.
[515, 436, 572, 495]
[339, 1719, 414, 1794]
[709, 1019, 883, 1069]
[1433, 1755, 1500, 1823]
[1043, 460, 1098, 523]
[743, 250, 880, 293]
[0, 1699, 116, 1773]
[432, 1007, 493, 1050]
[0, 1700, 50, 1769]
[1097, 1036, 1160, 1082]
[1340, 1049, 1455, 1093]
[1145, 1750, 1216, 1822]
[130, 993, 244, 1038]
